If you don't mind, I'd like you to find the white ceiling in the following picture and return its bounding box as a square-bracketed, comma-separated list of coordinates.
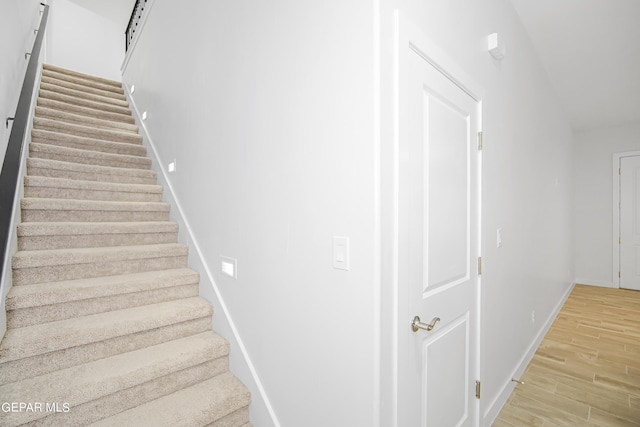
[510, 0, 640, 132]
[67, 0, 134, 31]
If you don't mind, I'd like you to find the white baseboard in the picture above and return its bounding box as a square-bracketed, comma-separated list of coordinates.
[482, 281, 575, 426]
[124, 87, 280, 427]
[574, 278, 616, 289]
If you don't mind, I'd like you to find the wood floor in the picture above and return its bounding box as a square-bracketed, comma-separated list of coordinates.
[493, 284, 640, 426]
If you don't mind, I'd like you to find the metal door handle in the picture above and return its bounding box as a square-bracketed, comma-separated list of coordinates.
[412, 316, 440, 332]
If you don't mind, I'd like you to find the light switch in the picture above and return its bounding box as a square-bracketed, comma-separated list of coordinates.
[333, 236, 350, 271]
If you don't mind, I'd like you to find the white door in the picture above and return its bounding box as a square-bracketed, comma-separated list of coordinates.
[396, 17, 481, 427]
[619, 156, 640, 290]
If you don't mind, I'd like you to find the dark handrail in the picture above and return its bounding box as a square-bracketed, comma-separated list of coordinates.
[0, 3, 49, 281]
[125, 0, 147, 52]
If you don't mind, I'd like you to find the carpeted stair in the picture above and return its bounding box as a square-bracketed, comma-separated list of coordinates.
[0, 64, 251, 426]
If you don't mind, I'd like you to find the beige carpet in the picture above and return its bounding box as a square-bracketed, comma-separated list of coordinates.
[0, 64, 251, 427]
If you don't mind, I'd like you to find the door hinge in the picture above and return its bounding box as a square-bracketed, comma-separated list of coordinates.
[475, 380, 481, 399]
[619, 168, 622, 175]
[477, 132, 483, 151]
[619, 271, 621, 278]
[477, 257, 482, 275]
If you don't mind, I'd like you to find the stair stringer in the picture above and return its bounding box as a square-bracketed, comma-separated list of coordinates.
[0, 63, 44, 340]
[123, 86, 280, 427]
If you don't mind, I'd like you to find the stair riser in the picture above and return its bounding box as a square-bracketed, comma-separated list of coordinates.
[32, 133, 147, 157]
[22, 208, 170, 223]
[7, 284, 198, 328]
[0, 317, 214, 385]
[6, 269, 199, 309]
[40, 82, 129, 108]
[27, 164, 157, 185]
[37, 98, 134, 124]
[35, 107, 138, 134]
[39, 89, 131, 116]
[207, 407, 251, 427]
[18, 231, 178, 251]
[34, 120, 142, 145]
[30, 148, 151, 170]
[42, 68, 124, 94]
[13, 255, 188, 286]
[30, 359, 228, 427]
[41, 76, 127, 101]
[23, 186, 163, 203]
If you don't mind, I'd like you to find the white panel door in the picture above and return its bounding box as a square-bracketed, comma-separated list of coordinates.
[396, 18, 481, 427]
[619, 156, 640, 290]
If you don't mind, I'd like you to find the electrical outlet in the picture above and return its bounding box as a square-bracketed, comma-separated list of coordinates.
[531, 311, 536, 324]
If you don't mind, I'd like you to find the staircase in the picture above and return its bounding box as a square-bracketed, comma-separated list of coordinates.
[0, 64, 251, 426]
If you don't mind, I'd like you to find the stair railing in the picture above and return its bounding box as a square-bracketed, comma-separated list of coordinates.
[125, 0, 148, 52]
[0, 3, 50, 289]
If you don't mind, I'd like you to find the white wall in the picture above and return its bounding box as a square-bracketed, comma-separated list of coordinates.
[0, 0, 42, 161]
[378, 1, 574, 424]
[45, 0, 123, 81]
[574, 122, 640, 287]
[123, 0, 574, 425]
[122, 1, 376, 426]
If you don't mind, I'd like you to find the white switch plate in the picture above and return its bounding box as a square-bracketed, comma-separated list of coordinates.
[333, 236, 350, 270]
[221, 256, 237, 279]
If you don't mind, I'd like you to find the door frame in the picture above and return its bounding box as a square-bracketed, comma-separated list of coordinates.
[612, 151, 640, 289]
[389, 10, 485, 426]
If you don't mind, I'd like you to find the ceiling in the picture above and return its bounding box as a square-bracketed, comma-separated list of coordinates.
[510, 0, 640, 132]
[67, 0, 134, 31]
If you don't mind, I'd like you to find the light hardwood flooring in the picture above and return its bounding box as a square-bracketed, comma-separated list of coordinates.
[493, 284, 640, 426]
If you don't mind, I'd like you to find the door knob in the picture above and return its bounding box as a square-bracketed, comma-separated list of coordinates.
[412, 316, 440, 332]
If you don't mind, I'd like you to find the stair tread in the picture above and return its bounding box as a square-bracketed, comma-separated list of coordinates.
[30, 142, 151, 166]
[90, 372, 250, 427]
[36, 106, 138, 133]
[17, 220, 177, 237]
[21, 197, 170, 212]
[27, 158, 155, 178]
[32, 128, 146, 156]
[24, 176, 163, 194]
[37, 97, 134, 123]
[39, 82, 129, 108]
[39, 89, 132, 116]
[34, 117, 142, 144]
[7, 268, 198, 310]
[13, 243, 187, 269]
[40, 75, 127, 101]
[0, 297, 212, 363]
[43, 64, 123, 88]
[0, 331, 227, 426]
